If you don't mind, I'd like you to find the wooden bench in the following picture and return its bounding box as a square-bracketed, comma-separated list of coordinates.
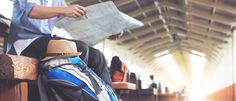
[0, 54, 38, 101]
[123, 88, 158, 101]
[112, 82, 136, 101]
[112, 82, 136, 90]
[138, 89, 158, 101]
[158, 93, 178, 101]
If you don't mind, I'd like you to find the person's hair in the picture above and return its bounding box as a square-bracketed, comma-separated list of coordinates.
[150, 75, 154, 80]
[110, 56, 123, 78]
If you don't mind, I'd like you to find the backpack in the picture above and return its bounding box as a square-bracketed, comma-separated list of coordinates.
[38, 56, 118, 101]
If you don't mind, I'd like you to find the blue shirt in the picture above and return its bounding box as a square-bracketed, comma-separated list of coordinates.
[7, 0, 66, 55]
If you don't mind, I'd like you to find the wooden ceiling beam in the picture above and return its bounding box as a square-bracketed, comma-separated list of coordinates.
[189, 8, 234, 26]
[180, 46, 215, 60]
[168, 24, 227, 44]
[141, 15, 162, 25]
[166, 15, 231, 35]
[189, 27, 229, 40]
[169, 23, 229, 40]
[159, 2, 235, 26]
[144, 40, 217, 62]
[119, 24, 164, 42]
[181, 41, 219, 56]
[181, 43, 218, 59]
[183, 39, 219, 53]
[181, 41, 218, 53]
[129, 4, 157, 17]
[132, 13, 230, 42]
[114, 0, 134, 7]
[144, 45, 214, 64]
[119, 1, 235, 27]
[142, 45, 180, 61]
[140, 42, 179, 58]
[121, 15, 228, 46]
[188, 33, 226, 45]
[136, 41, 171, 55]
[123, 31, 168, 48]
[126, 3, 162, 17]
[133, 37, 171, 53]
[189, 0, 236, 15]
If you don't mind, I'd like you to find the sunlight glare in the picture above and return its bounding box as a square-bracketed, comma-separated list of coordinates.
[156, 54, 184, 83]
[188, 51, 207, 100]
[0, 0, 13, 19]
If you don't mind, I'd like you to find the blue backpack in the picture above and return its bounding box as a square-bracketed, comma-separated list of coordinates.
[38, 56, 118, 101]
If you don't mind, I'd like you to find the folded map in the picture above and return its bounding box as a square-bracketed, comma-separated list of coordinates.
[53, 1, 144, 46]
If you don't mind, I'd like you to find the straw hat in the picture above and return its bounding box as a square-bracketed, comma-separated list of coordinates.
[41, 39, 82, 61]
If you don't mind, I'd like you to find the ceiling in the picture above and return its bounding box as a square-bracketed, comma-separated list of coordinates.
[0, 0, 235, 85]
[69, 0, 235, 63]
[1, 0, 235, 59]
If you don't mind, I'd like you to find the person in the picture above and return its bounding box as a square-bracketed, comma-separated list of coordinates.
[148, 75, 157, 89]
[110, 56, 128, 82]
[165, 86, 169, 94]
[158, 82, 162, 93]
[180, 86, 186, 94]
[6, 0, 86, 57]
[4, 0, 114, 100]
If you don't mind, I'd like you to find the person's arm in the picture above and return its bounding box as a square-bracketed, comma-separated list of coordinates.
[122, 64, 128, 82]
[29, 5, 86, 19]
[14, 0, 86, 32]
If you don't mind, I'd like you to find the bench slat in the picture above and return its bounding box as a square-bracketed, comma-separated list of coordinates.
[0, 54, 38, 80]
[112, 82, 136, 90]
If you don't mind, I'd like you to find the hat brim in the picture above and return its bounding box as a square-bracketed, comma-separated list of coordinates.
[41, 52, 82, 61]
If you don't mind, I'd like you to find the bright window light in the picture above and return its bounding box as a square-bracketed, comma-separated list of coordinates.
[93, 42, 103, 52]
[191, 50, 206, 57]
[188, 54, 206, 99]
[154, 50, 170, 57]
[190, 54, 205, 83]
[0, 0, 13, 19]
[156, 54, 184, 82]
[52, 27, 72, 39]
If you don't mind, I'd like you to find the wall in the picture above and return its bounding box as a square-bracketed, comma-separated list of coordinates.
[203, 29, 236, 101]
[207, 84, 235, 101]
[234, 28, 236, 101]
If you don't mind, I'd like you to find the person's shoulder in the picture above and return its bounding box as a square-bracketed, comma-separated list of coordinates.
[122, 63, 127, 67]
[153, 80, 157, 83]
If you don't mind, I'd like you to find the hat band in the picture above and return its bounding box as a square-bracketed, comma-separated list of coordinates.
[46, 53, 80, 56]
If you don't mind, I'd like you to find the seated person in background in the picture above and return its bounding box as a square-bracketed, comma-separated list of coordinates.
[148, 75, 157, 89]
[110, 56, 128, 82]
[165, 86, 169, 94]
[86, 32, 124, 85]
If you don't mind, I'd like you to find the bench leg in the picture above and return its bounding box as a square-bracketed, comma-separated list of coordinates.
[0, 80, 28, 101]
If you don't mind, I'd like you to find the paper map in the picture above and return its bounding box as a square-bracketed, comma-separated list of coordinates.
[54, 1, 144, 46]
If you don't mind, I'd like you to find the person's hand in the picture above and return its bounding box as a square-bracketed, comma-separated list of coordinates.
[108, 32, 124, 40]
[61, 5, 86, 18]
